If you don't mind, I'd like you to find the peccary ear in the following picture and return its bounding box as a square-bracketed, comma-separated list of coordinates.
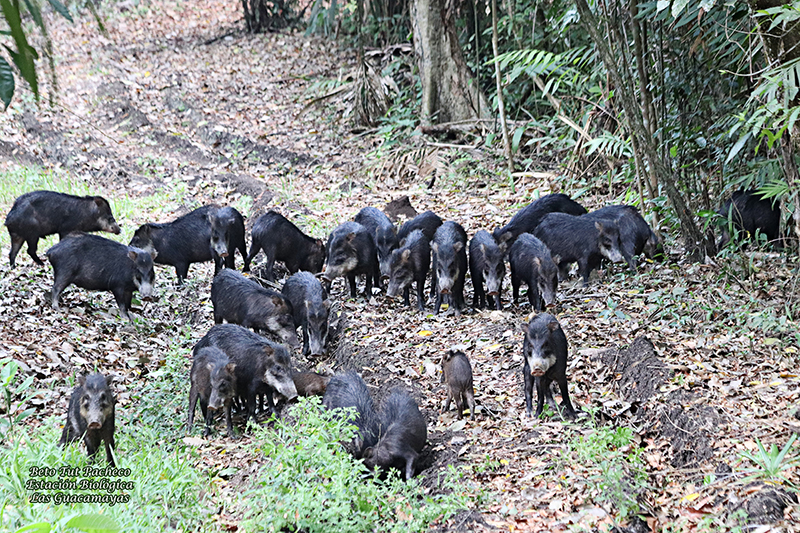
[401, 249, 411, 261]
[226, 363, 237, 374]
[323, 299, 331, 310]
[127, 250, 138, 262]
[271, 295, 285, 307]
[479, 243, 486, 254]
[453, 242, 464, 253]
[77, 374, 87, 387]
[552, 254, 561, 264]
[207, 362, 215, 373]
[594, 221, 604, 232]
[532, 257, 541, 267]
[547, 321, 560, 332]
[93, 197, 103, 210]
[346, 232, 357, 242]
[316, 239, 324, 247]
[262, 345, 274, 357]
[519, 322, 530, 336]
[430, 242, 439, 254]
[497, 241, 507, 254]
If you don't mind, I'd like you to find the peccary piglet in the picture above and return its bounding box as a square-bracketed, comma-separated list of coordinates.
[322, 372, 380, 458]
[188, 347, 237, 438]
[293, 371, 331, 397]
[363, 389, 427, 480]
[520, 313, 576, 419]
[59, 373, 116, 466]
[441, 349, 475, 420]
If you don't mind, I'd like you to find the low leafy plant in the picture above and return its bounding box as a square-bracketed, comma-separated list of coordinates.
[740, 434, 798, 486]
[240, 396, 478, 533]
[563, 412, 647, 523]
[0, 416, 217, 531]
[0, 358, 36, 441]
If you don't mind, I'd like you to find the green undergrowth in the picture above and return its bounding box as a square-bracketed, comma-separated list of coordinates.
[2, 327, 484, 532]
[559, 414, 648, 524]
[240, 397, 481, 533]
[0, 420, 217, 532]
[0, 328, 216, 532]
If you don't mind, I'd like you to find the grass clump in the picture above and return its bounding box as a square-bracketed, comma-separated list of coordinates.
[240, 396, 479, 533]
[0, 421, 217, 532]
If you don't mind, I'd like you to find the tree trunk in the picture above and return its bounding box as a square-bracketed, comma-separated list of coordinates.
[574, 0, 713, 261]
[411, 0, 491, 124]
[242, 0, 289, 32]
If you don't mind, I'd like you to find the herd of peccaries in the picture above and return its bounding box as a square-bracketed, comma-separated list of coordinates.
[4, 188, 781, 479]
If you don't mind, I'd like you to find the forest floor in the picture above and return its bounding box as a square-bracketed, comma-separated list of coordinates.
[1, 0, 799, 531]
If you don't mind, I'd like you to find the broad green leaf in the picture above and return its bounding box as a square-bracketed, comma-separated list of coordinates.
[15, 523, 51, 533]
[0, 0, 39, 97]
[46, 0, 73, 22]
[0, 57, 13, 110]
[511, 126, 525, 153]
[725, 132, 749, 164]
[671, 0, 690, 18]
[15, 407, 35, 422]
[64, 513, 120, 533]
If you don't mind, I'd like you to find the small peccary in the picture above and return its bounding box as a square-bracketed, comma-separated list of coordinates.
[293, 371, 331, 397]
[59, 373, 116, 466]
[441, 349, 475, 420]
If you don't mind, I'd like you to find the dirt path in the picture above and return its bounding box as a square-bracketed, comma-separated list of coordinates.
[1, 1, 799, 531]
